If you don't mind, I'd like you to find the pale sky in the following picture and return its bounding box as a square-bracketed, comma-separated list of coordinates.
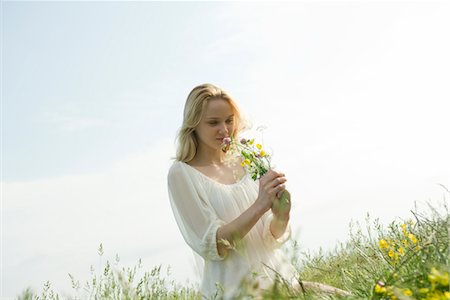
[2, 1, 450, 298]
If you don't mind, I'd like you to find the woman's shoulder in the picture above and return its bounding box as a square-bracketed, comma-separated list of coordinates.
[167, 160, 186, 179]
[168, 160, 201, 182]
[168, 160, 211, 195]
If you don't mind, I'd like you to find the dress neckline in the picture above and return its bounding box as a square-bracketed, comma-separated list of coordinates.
[180, 161, 248, 187]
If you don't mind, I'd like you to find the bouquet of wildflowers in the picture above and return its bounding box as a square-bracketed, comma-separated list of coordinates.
[221, 136, 290, 205]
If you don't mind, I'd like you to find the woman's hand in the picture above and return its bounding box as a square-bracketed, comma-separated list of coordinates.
[271, 189, 291, 221]
[256, 169, 287, 213]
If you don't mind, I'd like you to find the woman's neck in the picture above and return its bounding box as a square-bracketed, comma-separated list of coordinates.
[192, 146, 227, 166]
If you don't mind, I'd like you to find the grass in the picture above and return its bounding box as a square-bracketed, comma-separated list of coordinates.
[18, 190, 449, 299]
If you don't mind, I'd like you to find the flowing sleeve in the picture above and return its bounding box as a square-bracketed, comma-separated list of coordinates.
[249, 178, 292, 249]
[167, 162, 226, 261]
[262, 212, 292, 249]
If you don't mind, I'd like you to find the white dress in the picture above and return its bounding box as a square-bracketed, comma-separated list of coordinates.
[167, 160, 297, 299]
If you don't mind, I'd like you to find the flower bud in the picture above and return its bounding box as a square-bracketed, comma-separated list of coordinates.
[222, 137, 231, 145]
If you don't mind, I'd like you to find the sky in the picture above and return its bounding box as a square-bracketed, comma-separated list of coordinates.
[2, 1, 450, 298]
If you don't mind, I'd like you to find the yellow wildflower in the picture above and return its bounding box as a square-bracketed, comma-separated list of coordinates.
[388, 250, 395, 258]
[429, 268, 449, 287]
[256, 143, 262, 150]
[398, 247, 405, 256]
[379, 239, 389, 249]
[403, 288, 413, 296]
[375, 284, 386, 294]
[244, 159, 251, 166]
[440, 272, 449, 286]
[259, 150, 266, 157]
[408, 233, 417, 244]
[400, 223, 408, 235]
[445, 291, 450, 299]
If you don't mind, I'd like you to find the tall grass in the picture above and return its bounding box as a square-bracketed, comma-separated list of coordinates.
[18, 191, 449, 299]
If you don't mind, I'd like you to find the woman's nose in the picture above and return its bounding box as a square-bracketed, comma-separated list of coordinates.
[219, 122, 229, 134]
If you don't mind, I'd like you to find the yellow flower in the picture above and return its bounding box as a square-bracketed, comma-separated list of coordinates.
[388, 250, 395, 258]
[240, 161, 245, 167]
[375, 284, 386, 294]
[429, 268, 449, 287]
[408, 233, 417, 244]
[400, 223, 408, 236]
[440, 272, 449, 286]
[256, 143, 262, 150]
[379, 239, 389, 249]
[398, 247, 405, 256]
[445, 291, 450, 299]
[403, 288, 413, 296]
[259, 150, 266, 157]
[419, 288, 429, 294]
[244, 159, 251, 166]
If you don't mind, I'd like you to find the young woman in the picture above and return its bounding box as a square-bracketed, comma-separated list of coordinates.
[167, 83, 349, 299]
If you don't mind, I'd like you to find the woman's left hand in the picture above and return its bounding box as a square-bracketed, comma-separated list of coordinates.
[271, 189, 291, 220]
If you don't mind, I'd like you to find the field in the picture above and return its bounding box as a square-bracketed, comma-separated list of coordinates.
[18, 193, 449, 300]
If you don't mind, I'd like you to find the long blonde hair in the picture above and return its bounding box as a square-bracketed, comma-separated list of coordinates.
[174, 83, 249, 162]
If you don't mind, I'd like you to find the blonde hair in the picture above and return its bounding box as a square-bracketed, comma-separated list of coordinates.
[174, 83, 249, 162]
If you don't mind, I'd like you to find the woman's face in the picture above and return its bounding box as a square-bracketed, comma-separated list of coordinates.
[194, 98, 235, 152]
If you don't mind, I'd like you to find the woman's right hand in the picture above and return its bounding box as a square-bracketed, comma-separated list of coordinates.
[256, 169, 287, 213]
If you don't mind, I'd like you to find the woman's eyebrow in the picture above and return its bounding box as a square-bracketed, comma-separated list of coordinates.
[206, 114, 234, 120]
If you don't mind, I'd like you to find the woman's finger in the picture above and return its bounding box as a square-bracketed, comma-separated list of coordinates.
[270, 184, 285, 197]
[269, 177, 287, 188]
[261, 170, 278, 184]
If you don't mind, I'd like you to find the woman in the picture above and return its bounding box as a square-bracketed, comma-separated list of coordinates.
[167, 83, 349, 299]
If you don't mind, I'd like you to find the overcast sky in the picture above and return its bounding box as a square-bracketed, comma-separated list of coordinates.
[2, 1, 450, 298]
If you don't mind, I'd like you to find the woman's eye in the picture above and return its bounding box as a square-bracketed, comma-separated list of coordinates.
[208, 120, 233, 125]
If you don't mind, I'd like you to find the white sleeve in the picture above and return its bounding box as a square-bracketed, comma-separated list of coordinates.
[167, 162, 226, 261]
[249, 178, 291, 249]
[262, 212, 291, 249]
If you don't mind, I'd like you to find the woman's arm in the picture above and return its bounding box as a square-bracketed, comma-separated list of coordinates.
[216, 201, 267, 257]
[270, 190, 291, 239]
[216, 170, 287, 257]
